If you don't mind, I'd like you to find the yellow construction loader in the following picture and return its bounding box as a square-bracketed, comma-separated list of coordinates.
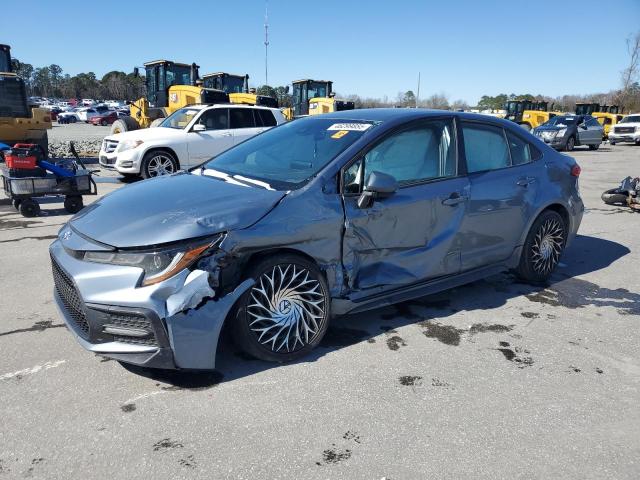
[202, 72, 279, 108]
[588, 105, 624, 139]
[0, 44, 51, 154]
[283, 79, 355, 120]
[111, 60, 229, 134]
[504, 100, 561, 131]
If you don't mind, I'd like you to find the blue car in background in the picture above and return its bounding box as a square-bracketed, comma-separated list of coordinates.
[49, 109, 584, 370]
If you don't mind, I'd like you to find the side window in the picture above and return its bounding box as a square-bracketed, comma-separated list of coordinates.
[257, 109, 277, 127]
[230, 108, 255, 129]
[462, 123, 509, 173]
[363, 119, 456, 185]
[587, 117, 600, 127]
[505, 131, 532, 166]
[197, 109, 228, 130]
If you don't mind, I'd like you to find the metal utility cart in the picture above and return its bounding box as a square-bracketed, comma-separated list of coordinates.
[1, 143, 97, 217]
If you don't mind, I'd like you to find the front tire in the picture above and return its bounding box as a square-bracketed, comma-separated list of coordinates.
[141, 150, 178, 178]
[516, 210, 566, 283]
[565, 136, 575, 151]
[232, 254, 331, 362]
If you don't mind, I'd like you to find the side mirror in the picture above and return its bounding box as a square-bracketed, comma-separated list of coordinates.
[580, 124, 587, 130]
[192, 123, 206, 132]
[357, 171, 398, 209]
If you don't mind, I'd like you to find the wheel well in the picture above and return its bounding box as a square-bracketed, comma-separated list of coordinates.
[241, 248, 323, 279]
[143, 147, 180, 169]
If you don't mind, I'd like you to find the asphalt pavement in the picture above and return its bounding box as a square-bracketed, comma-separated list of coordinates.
[0, 144, 638, 479]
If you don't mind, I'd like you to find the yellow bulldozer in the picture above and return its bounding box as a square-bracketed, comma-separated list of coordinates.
[202, 72, 279, 108]
[576, 103, 624, 139]
[284, 79, 355, 120]
[0, 44, 51, 154]
[504, 100, 562, 131]
[111, 60, 230, 134]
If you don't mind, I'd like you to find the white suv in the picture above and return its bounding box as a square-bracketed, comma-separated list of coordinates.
[608, 114, 640, 146]
[99, 104, 286, 178]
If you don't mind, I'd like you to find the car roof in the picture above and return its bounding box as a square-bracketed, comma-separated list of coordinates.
[198, 103, 279, 111]
[315, 108, 513, 124]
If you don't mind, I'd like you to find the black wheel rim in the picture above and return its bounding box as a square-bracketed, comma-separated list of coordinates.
[531, 218, 564, 275]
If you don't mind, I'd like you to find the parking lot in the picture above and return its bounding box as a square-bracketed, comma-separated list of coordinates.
[0, 144, 638, 479]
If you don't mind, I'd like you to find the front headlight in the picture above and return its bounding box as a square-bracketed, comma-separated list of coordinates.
[556, 128, 566, 137]
[118, 139, 144, 152]
[83, 237, 221, 286]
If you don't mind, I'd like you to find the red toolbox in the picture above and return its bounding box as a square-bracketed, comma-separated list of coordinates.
[5, 144, 43, 169]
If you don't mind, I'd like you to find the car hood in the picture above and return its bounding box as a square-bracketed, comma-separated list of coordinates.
[615, 122, 640, 128]
[105, 126, 186, 143]
[69, 172, 286, 248]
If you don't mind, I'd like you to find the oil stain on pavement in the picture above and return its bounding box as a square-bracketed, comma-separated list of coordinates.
[153, 438, 184, 452]
[0, 320, 65, 337]
[495, 341, 534, 368]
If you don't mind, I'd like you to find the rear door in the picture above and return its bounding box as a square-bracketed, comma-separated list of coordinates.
[186, 108, 234, 166]
[342, 117, 470, 292]
[230, 107, 261, 145]
[458, 122, 542, 270]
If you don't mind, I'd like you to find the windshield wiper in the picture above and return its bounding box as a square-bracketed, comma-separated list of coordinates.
[232, 174, 273, 190]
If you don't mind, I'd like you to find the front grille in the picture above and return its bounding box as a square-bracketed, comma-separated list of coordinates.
[614, 126, 635, 134]
[51, 254, 89, 338]
[102, 139, 119, 153]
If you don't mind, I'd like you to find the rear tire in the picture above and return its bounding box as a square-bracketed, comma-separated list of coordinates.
[601, 189, 628, 205]
[19, 199, 40, 218]
[101, 120, 108, 126]
[150, 118, 164, 128]
[516, 210, 566, 284]
[231, 254, 331, 362]
[110, 117, 138, 135]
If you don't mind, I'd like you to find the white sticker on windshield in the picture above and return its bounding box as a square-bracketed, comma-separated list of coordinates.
[327, 123, 372, 132]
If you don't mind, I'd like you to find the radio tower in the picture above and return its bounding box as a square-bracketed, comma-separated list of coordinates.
[264, 1, 269, 86]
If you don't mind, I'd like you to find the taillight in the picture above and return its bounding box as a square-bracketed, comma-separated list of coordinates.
[571, 164, 581, 177]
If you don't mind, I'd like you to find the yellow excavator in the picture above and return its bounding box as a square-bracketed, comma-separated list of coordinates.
[111, 60, 230, 134]
[504, 100, 562, 131]
[0, 44, 51, 154]
[284, 79, 355, 120]
[202, 72, 279, 108]
[576, 103, 624, 139]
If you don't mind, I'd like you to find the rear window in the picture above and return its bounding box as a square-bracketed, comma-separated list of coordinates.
[462, 123, 509, 173]
[255, 109, 277, 127]
[230, 108, 255, 129]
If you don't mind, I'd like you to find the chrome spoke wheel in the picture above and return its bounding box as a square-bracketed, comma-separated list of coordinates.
[246, 264, 327, 354]
[147, 155, 175, 177]
[531, 218, 564, 275]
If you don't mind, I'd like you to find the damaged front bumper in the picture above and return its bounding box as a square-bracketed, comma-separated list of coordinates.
[49, 239, 253, 370]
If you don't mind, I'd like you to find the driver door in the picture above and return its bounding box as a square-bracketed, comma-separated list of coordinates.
[187, 108, 234, 166]
[341, 118, 469, 293]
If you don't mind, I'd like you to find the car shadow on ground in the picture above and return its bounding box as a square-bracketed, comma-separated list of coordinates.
[122, 234, 635, 389]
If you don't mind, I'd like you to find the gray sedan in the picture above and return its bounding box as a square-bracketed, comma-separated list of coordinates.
[49, 109, 584, 370]
[533, 115, 603, 151]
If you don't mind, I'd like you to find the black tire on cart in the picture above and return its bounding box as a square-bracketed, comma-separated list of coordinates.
[13, 199, 21, 210]
[64, 195, 84, 214]
[609, 141, 616, 145]
[19, 199, 40, 217]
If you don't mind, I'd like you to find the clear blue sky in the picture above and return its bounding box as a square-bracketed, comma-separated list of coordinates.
[3, 0, 639, 104]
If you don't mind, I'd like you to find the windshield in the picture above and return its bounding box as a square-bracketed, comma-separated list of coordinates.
[200, 117, 376, 190]
[159, 107, 200, 129]
[620, 115, 640, 123]
[541, 116, 578, 127]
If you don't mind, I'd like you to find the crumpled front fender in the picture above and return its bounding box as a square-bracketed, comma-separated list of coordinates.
[165, 279, 254, 370]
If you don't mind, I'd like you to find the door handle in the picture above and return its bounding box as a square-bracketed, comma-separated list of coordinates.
[442, 192, 468, 206]
[221, 132, 232, 137]
[516, 177, 537, 187]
